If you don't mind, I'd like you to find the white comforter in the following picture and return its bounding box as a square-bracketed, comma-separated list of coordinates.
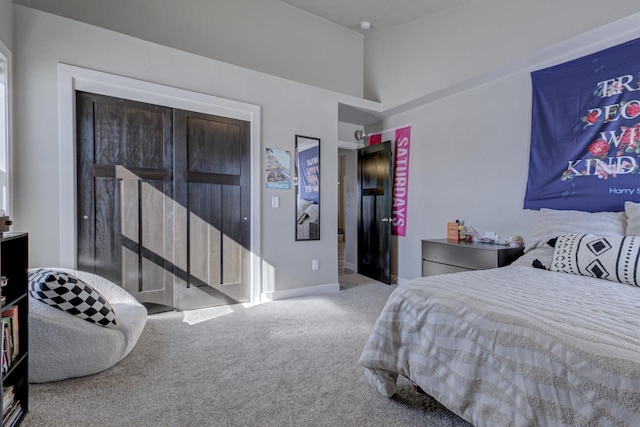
[360, 264, 640, 427]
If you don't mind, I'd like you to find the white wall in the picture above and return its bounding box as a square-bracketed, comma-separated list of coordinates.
[13, 0, 364, 98]
[15, 1, 640, 288]
[374, 15, 640, 281]
[377, 72, 535, 280]
[365, 0, 640, 109]
[12, 6, 370, 296]
[0, 0, 12, 50]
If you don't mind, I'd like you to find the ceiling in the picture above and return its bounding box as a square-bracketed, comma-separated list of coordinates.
[280, 0, 476, 125]
[280, 0, 473, 33]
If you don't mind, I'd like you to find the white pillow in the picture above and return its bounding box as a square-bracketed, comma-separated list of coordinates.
[525, 208, 626, 253]
[625, 201, 640, 235]
[550, 233, 640, 287]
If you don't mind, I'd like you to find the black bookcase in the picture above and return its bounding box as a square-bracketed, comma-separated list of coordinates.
[0, 233, 28, 427]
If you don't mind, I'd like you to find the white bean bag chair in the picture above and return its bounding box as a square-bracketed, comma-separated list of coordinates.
[28, 268, 147, 383]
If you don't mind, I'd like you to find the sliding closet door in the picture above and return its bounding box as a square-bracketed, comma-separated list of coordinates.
[173, 110, 251, 309]
[77, 92, 251, 311]
[76, 92, 175, 309]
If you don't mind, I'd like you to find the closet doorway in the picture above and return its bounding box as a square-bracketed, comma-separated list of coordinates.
[338, 148, 357, 275]
[76, 91, 251, 312]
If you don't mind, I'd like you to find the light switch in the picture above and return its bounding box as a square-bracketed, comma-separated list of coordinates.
[272, 196, 279, 208]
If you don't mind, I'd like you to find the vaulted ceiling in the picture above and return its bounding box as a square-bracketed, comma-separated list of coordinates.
[280, 0, 473, 33]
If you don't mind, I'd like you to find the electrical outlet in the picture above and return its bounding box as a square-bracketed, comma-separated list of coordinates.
[312, 259, 319, 270]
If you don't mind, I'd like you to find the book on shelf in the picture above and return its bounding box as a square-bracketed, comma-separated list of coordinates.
[2, 318, 13, 373]
[2, 385, 14, 413]
[1, 306, 19, 360]
[2, 400, 23, 427]
[1, 322, 7, 375]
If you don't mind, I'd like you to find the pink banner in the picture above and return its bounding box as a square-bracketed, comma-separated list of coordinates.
[392, 126, 410, 236]
[368, 133, 383, 145]
[367, 125, 411, 236]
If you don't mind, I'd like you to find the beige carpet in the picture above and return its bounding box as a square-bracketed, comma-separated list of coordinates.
[24, 274, 471, 427]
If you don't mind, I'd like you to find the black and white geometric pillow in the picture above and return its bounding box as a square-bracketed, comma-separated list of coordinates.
[28, 268, 117, 327]
[550, 233, 640, 287]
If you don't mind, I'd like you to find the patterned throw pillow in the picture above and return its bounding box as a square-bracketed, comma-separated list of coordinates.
[28, 268, 117, 326]
[550, 234, 640, 287]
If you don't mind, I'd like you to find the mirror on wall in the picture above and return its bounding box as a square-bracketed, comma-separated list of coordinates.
[295, 135, 320, 241]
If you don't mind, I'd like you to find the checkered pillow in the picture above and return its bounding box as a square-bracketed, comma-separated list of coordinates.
[28, 269, 117, 327]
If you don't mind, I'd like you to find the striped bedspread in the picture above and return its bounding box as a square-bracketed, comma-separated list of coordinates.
[360, 265, 640, 426]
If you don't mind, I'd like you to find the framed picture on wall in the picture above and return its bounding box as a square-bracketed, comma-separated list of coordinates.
[265, 148, 291, 190]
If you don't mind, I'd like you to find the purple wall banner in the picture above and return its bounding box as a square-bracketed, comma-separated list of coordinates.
[525, 38, 640, 212]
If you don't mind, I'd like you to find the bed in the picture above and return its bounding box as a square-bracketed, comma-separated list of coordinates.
[360, 205, 640, 426]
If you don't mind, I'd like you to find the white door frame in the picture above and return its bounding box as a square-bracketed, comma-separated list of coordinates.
[57, 63, 262, 304]
[0, 41, 11, 218]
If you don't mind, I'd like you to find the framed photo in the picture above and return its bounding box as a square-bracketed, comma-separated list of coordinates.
[265, 148, 291, 190]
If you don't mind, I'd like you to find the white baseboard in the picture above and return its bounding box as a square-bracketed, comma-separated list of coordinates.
[396, 276, 410, 285]
[261, 282, 340, 302]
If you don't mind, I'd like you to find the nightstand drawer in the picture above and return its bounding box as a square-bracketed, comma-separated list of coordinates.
[421, 239, 523, 277]
[422, 240, 499, 270]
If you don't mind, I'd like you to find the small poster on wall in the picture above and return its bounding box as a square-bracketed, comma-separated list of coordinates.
[525, 38, 640, 212]
[265, 148, 291, 190]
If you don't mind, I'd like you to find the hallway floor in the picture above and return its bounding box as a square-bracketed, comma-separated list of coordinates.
[338, 237, 354, 275]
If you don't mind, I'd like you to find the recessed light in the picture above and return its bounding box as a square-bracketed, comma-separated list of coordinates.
[360, 21, 372, 30]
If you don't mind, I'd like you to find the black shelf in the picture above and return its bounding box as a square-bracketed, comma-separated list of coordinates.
[1, 232, 28, 427]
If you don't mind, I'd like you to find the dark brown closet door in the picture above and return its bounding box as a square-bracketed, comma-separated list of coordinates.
[173, 109, 251, 309]
[77, 92, 252, 311]
[76, 91, 175, 308]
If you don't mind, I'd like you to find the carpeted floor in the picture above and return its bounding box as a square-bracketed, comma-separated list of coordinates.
[23, 274, 471, 427]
